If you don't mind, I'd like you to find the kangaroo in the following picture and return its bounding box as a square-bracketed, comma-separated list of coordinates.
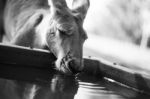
[1, 0, 90, 74]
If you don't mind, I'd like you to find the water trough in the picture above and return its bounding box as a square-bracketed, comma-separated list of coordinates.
[0, 43, 150, 94]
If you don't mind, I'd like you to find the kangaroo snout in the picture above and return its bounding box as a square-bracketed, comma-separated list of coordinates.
[57, 51, 84, 75]
[68, 58, 84, 74]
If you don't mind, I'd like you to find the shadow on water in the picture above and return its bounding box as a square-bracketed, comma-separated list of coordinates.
[0, 65, 149, 99]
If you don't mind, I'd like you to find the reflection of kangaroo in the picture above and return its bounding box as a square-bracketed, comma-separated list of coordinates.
[0, 74, 78, 99]
[0, 0, 90, 74]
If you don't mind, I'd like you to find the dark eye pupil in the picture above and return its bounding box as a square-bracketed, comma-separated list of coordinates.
[58, 29, 66, 34]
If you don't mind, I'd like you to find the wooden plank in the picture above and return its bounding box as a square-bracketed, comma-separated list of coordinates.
[84, 58, 150, 93]
[0, 43, 56, 68]
[99, 59, 150, 93]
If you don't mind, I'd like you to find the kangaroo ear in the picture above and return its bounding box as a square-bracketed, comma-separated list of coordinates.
[71, 0, 90, 21]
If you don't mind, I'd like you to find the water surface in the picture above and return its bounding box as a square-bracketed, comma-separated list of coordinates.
[0, 65, 149, 99]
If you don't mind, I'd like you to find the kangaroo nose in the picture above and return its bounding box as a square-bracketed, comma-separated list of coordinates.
[68, 59, 83, 74]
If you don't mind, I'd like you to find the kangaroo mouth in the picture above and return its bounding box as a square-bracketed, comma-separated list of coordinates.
[59, 52, 74, 74]
[60, 58, 72, 74]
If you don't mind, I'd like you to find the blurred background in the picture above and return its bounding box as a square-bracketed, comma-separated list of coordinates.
[67, 0, 150, 73]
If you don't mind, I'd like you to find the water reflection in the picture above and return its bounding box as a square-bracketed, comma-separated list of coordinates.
[0, 66, 149, 99]
[76, 73, 125, 99]
[75, 81, 121, 98]
[0, 74, 77, 99]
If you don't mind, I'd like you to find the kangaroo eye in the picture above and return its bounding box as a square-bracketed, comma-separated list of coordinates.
[57, 24, 73, 35]
[58, 28, 66, 34]
[58, 28, 73, 36]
